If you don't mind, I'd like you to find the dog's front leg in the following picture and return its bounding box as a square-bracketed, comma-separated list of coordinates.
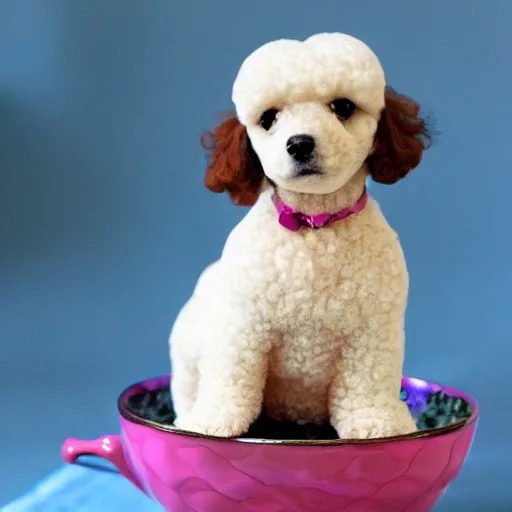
[329, 312, 417, 439]
[174, 317, 270, 438]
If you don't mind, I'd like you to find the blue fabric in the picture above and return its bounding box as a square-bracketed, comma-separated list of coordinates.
[1, 462, 161, 512]
[0, 460, 484, 512]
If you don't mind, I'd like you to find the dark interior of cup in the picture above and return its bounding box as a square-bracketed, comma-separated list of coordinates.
[125, 379, 473, 441]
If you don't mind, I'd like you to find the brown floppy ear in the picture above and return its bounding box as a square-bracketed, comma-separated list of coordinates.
[201, 111, 265, 206]
[366, 87, 432, 185]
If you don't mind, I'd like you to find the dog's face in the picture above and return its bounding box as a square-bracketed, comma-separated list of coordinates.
[232, 33, 385, 195]
[202, 33, 431, 206]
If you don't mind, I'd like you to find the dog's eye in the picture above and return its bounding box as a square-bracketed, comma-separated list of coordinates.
[330, 99, 356, 121]
[259, 108, 279, 131]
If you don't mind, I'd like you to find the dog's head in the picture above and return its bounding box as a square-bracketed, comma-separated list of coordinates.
[203, 33, 431, 206]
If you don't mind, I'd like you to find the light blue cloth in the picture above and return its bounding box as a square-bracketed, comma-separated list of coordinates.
[1, 461, 161, 512]
[0, 457, 479, 512]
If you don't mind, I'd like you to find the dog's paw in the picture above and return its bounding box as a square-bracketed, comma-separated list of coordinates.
[174, 411, 251, 438]
[335, 404, 417, 440]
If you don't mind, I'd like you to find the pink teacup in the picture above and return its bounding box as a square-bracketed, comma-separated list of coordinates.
[62, 375, 478, 512]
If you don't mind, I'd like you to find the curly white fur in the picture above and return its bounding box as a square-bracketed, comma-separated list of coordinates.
[169, 33, 419, 439]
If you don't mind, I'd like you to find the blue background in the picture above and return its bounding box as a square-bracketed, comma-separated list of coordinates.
[1, 0, 510, 509]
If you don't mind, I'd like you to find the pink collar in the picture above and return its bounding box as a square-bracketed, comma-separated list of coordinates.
[273, 187, 368, 232]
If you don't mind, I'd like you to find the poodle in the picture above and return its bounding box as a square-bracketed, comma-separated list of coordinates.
[169, 32, 431, 439]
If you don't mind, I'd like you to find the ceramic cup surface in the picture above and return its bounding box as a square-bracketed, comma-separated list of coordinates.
[62, 375, 478, 512]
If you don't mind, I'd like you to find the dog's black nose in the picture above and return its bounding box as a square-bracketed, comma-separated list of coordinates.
[286, 134, 315, 162]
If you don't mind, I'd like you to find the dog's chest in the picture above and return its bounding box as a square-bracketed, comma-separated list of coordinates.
[235, 200, 407, 334]
[266, 224, 364, 328]
[257, 211, 407, 337]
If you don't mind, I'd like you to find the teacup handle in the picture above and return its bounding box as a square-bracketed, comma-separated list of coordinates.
[61, 435, 145, 492]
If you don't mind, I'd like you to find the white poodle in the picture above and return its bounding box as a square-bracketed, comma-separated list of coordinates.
[169, 33, 431, 439]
